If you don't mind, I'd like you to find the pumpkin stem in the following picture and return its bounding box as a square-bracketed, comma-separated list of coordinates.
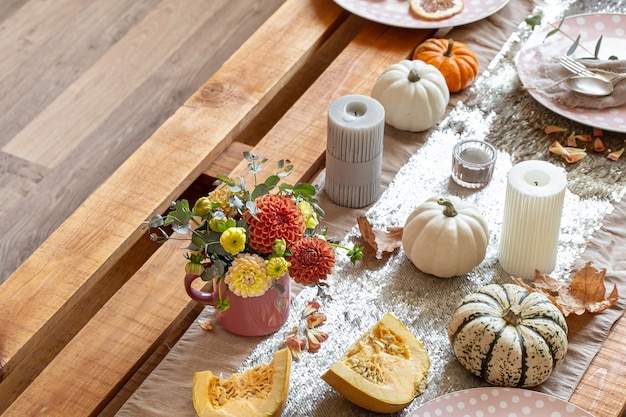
[502, 306, 522, 326]
[437, 198, 457, 217]
[408, 68, 421, 83]
[444, 39, 455, 57]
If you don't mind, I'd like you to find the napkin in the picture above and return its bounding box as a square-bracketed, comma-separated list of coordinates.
[530, 57, 626, 109]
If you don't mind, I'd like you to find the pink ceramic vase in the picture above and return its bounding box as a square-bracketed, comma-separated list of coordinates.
[184, 272, 290, 337]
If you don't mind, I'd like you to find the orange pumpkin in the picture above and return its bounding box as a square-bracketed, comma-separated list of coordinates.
[413, 38, 479, 93]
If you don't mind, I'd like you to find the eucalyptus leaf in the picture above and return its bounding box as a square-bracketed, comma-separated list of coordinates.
[566, 34, 581, 55]
[246, 200, 258, 218]
[211, 259, 226, 277]
[252, 183, 270, 199]
[172, 223, 191, 234]
[248, 162, 262, 175]
[230, 195, 244, 211]
[264, 175, 280, 188]
[148, 214, 164, 228]
[593, 35, 603, 59]
[200, 269, 213, 282]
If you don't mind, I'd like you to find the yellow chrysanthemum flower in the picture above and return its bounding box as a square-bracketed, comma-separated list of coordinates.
[220, 227, 246, 255]
[265, 256, 291, 279]
[298, 200, 319, 229]
[224, 253, 271, 297]
[208, 188, 236, 217]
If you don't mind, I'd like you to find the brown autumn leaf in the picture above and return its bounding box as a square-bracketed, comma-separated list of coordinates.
[357, 216, 403, 260]
[512, 261, 619, 317]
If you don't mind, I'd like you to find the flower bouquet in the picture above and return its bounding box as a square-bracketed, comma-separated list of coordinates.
[147, 152, 361, 335]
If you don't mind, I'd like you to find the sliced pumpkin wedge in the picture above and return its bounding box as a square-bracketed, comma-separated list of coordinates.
[192, 347, 291, 417]
[321, 312, 430, 413]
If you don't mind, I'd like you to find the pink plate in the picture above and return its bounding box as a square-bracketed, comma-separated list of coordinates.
[333, 0, 510, 29]
[516, 13, 626, 133]
[409, 387, 594, 417]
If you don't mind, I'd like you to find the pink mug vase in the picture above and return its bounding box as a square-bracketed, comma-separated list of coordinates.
[184, 272, 291, 337]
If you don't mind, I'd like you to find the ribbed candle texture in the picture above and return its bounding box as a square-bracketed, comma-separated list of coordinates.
[499, 160, 567, 281]
[325, 94, 384, 208]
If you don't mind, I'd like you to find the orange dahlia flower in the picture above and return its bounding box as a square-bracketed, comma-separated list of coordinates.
[244, 194, 305, 255]
[288, 237, 335, 285]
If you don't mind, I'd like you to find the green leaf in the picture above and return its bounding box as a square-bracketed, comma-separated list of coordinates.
[524, 15, 542, 29]
[216, 295, 230, 312]
[593, 35, 603, 59]
[264, 175, 281, 188]
[566, 34, 581, 55]
[200, 269, 213, 281]
[216, 174, 236, 187]
[252, 183, 270, 199]
[293, 182, 316, 196]
[210, 259, 226, 277]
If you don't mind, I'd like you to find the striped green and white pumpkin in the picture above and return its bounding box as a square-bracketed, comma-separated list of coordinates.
[448, 283, 568, 387]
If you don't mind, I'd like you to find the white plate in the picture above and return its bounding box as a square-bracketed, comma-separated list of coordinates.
[517, 13, 626, 133]
[409, 387, 594, 417]
[333, 0, 510, 29]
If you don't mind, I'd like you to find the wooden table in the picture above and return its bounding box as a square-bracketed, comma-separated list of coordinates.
[0, 0, 624, 416]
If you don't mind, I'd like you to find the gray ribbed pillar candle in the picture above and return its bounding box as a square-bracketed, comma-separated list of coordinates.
[325, 94, 385, 208]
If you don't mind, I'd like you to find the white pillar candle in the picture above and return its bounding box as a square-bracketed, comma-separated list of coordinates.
[325, 94, 385, 208]
[498, 160, 567, 281]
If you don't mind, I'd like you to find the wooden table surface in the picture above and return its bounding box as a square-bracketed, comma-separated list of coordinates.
[0, 0, 624, 416]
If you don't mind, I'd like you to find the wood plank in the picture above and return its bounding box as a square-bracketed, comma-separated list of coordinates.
[0, 0, 284, 283]
[0, 0, 348, 413]
[0, 0, 160, 148]
[0, 0, 27, 24]
[2, 0, 222, 167]
[570, 314, 626, 417]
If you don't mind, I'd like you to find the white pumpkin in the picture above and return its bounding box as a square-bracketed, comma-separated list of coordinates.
[448, 283, 568, 387]
[371, 59, 449, 132]
[402, 196, 488, 278]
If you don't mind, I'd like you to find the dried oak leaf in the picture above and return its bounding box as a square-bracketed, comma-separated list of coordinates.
[512, 261, 619, 317]
[357, 216, 403, 260]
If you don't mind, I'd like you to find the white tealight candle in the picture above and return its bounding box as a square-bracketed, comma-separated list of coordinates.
[498, 160, 567, 281]
[326, 94, 385, 208]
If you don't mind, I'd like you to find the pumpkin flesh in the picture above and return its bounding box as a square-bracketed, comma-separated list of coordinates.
[448, 284, 568, 387]
[322, 312, 430, 413]
[192, 348, 291, 417]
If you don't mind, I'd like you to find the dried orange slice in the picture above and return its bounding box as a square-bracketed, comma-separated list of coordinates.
[410, 0, 464, 21]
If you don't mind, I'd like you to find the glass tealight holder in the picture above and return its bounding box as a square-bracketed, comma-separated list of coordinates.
[451, 140, 497, 189]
